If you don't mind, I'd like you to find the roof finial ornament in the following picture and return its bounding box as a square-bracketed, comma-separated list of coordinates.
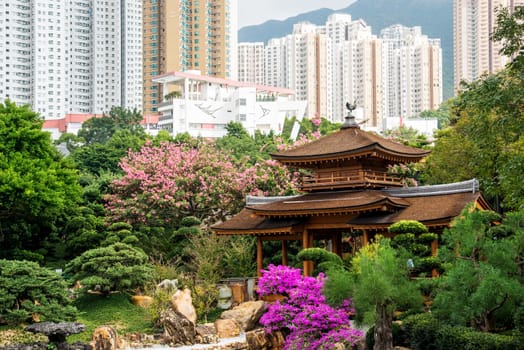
[342, 101, 360, 129]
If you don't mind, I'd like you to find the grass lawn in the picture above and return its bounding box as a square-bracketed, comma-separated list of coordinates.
[68, 292, 155, 343]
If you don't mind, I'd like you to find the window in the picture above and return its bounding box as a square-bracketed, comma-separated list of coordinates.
[239, 98, 247, 106]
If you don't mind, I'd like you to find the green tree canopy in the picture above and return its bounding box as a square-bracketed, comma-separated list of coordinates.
[424, 8, 524, 211]
[0, 259, 78, 325]
[65, 242, 154, 295]
[433, 206, 524, 332]
[0, 101, 82, 261]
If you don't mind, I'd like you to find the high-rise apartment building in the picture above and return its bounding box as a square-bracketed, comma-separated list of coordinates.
[328, 14, 383, 125]
[265, 22, 331, 120]
[142, 0, 238, 115]
[381, 25, 442, 120]
[453, 0, 524, 91]
[238, 42, 265, 85]
[0, 0, 143, 120]
[260, 15, 442, 126]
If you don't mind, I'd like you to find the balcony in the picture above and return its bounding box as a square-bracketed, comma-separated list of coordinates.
[301, 169, 403, 191]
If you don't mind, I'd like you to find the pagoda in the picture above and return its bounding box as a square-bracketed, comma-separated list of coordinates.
[212, 105, 491, 276]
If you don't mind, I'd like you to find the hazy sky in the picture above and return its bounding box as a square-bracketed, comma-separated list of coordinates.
[238, 0, 355, 28]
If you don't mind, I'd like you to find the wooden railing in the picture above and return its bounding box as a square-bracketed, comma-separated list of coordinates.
[301, 170, 403, 191]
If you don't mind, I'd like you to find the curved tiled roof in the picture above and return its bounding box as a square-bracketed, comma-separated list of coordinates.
[246, 190, 410, 216]
[211, 180, 492, 235]
[271, 127, 430, 164]
[348, 192, 484, 229]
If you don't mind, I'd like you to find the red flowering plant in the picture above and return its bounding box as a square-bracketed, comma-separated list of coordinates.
[257, 264, 364, 349]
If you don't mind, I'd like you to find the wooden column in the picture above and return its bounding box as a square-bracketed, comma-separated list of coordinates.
[362, 230, 369, 246]
[257, 236, 263, 278]
[302, 229, 312, 276]
[431, 239, 438, 256]
[332, 233, 342, 257]
[282, 240, 288, 266]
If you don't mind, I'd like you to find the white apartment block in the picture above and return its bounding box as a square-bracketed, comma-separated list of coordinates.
[454, 0, 524, 92]
[238, 42, 265, 85]
[0, 0, 142, 120]
[381, 25, 442, 120]
[153, 70, 307, 138]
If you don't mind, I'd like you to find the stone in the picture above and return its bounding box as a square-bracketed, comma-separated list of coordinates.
[130, 295, 154, 308]
[214, 319, 241, 339]
[90, 326, 119, 350]
[170, 288, 197, 326]
[158, 307, 195, 346]
[217, 284, 232, 310]
[220, 301, 267, 332]
[229, 283, 246, 305]
[245, 328, 285, 350]
[157, 279, 178, 292]
[25, 322, 86, 350]
[195, 324, 220, 344]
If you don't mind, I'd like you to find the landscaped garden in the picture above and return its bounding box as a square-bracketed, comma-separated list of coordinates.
[2, 7, 524, 350]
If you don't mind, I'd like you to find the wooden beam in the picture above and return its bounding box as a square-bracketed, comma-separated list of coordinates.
[363, 230, 369, 246]
[282, 240, 288, 266]
[257, 237, 263, 278]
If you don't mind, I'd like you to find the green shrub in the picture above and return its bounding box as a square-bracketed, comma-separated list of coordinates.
[297, 247, 344, 272]
[402, 313, 440, 350]
[65, 243, 154, 295]
[0, 260, 78, 325]
[389, 220, 428, 234]
[180, 216, 201, 227]
[223, 236, 257, 277]
[414, 256, 442, 274]
[402, 312, 524, 350]
[418, 233, 439, 244]
[436, 325, 524, 350]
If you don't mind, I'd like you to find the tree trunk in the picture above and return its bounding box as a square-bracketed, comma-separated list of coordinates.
[374, 303, 393, 350]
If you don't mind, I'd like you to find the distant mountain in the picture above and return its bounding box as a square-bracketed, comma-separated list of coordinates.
[239, 0, 454, 99]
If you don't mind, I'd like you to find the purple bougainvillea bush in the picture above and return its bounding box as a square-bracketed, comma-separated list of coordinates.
[257, 264, 364, 350]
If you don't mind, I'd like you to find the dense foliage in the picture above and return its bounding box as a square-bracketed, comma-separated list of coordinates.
[0, 101, 82, 261]
[0, 259, 77, 325]
[433, 206, 524, 332]
[65, 243, 154, 295]
[424, 7, 524, 212]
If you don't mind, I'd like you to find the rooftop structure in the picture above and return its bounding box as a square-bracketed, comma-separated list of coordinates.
[152, 70, 307, 138]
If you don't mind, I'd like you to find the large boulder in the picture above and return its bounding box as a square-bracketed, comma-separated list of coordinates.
[245, 328, 285, 350]
[25, 322, 86, 350]
[195, 324, 220, 344]
[158, 307, 195, 346]
[219, 301, 267, 332]
[170, 288, 197, 326]
[214, 318, 241, 339]
[90, 326, 121, 350]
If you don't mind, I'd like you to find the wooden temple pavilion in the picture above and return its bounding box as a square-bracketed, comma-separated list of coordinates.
[212, 108, 491, 276]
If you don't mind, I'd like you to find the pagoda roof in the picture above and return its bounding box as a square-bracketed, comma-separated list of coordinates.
[212, 180, 491, 235]
[246, 190, 410, 217]
[271, 127, 430, 165]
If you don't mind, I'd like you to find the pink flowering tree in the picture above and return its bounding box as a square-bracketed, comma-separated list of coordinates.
[105, 140, 301, 229]
[105, 141, 252, 228]
[258, 264, 364, 349]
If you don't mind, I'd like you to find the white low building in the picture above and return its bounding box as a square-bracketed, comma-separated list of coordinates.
[153, 70, 307, 138]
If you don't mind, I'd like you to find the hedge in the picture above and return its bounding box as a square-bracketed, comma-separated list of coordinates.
[402, 313, 524, 350]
